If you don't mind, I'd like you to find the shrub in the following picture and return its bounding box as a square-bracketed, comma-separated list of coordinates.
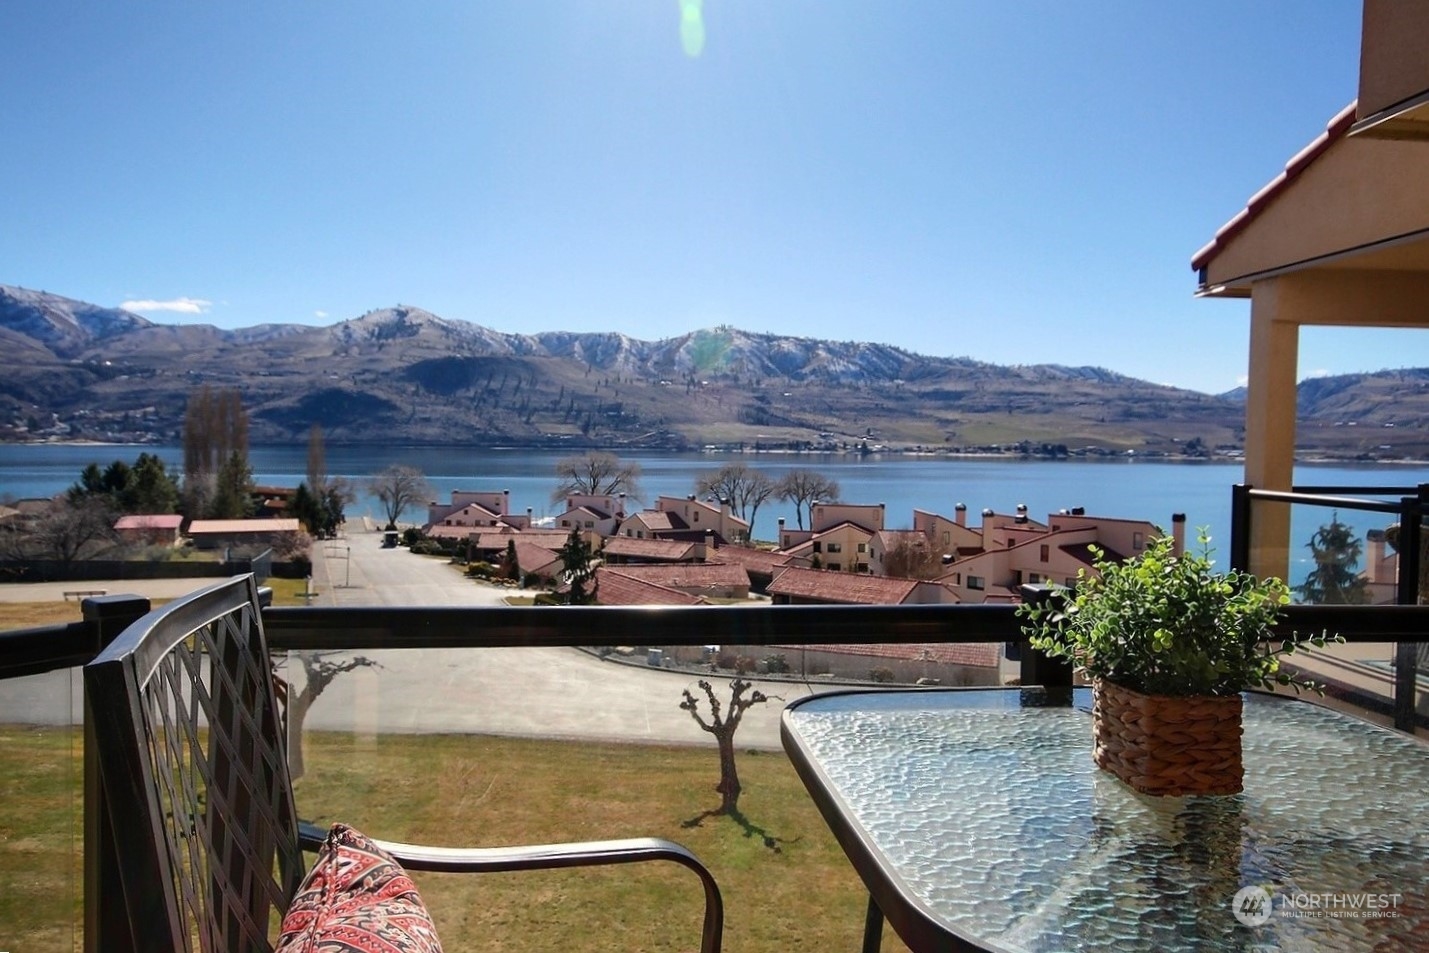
[762, 653, 790, 674]
[735, 655, 757, 675]
[869, 667, 896, 683]
[466, 561, 495, 579]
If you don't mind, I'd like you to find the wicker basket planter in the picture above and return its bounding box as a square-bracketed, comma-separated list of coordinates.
[1092, 679, 1243, 796]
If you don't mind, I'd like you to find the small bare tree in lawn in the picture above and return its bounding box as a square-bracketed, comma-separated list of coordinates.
[680, 678, 775, 814]
[275, 652, 381, 781]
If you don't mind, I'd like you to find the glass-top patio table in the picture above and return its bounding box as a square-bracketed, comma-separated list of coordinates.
[781, 687, 1428, 953]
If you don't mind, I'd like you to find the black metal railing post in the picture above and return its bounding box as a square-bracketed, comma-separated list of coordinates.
[1230, 483, 1252, 574]
[1392, 491, 1426, 731]
[82, 595, 150, 953]
[1016, 585, 1072, 693]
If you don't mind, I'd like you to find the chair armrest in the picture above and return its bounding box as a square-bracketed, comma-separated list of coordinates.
[298, 821, 722, 953]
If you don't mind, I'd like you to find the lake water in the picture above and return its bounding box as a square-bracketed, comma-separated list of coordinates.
[2, 443, 1424, 583]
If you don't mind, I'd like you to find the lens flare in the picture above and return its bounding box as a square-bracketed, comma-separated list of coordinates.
[679, 0, 705, 57]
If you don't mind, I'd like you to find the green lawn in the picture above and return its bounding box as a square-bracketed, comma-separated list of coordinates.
[1, 725, 908, 953]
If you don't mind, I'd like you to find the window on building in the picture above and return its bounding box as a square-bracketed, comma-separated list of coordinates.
[1040, 544, 1049, 562]
[1028, 572, 1041, 584]
[857, 542, 866, 553]
[827, 542, 842, 554]
[1065, 577, 1077, 587]
[942, 531, 950, 545]
[968, 575, 985, 590]
[812, 541, 822, 553]
[827, 562, 841, 571]
[856, 562, 869, 573]
[1133, 531, 1144, 551]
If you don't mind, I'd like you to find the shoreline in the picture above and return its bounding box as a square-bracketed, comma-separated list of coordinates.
[6, 438, 1428, 467]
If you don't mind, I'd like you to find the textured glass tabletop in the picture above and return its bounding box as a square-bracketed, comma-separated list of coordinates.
[782, 688, 1429, 953]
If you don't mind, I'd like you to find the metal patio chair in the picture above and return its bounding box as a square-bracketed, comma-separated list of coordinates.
[83, 574, 723, 953]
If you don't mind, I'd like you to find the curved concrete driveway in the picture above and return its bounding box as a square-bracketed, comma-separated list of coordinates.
[299, 523, 815, 749]
[1, 523, 818, 749]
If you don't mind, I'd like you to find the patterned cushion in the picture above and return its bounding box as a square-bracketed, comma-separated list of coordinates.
[276, 823, 444, 953]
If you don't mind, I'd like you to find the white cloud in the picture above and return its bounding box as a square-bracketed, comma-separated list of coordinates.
[314, 310, 329, 319]
[120, 296, 213, 314]
[1236, 375, 1249, 388]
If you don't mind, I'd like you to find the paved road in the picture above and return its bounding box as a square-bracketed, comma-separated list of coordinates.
[1, 522, 815, 749]
[298, 523, 813, 747]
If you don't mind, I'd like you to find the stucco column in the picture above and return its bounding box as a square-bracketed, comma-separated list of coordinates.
[1243, 277, 1300, 581]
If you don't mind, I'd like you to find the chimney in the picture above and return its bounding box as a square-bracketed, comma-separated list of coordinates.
[1071, 506, 1085, 516]
[955, 503, 966, 527]
[1366, 528, 1386, 583]
[695, 528, 713, 562]
[1171, 513, 1186, 556]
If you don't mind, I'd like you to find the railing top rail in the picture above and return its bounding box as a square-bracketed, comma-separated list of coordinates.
[261, 603, 1024, 651]
[1242, 488, 1417, 515]
[6, 601, 1429, 683]
[1289, 485, 1426, 496]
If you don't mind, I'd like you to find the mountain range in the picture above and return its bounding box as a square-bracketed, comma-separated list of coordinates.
[2, 284, 1425, 458]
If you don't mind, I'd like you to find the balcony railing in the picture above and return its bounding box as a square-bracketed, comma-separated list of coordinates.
[4, 559, 1428, 949]
[1230, 482, 1429, 731]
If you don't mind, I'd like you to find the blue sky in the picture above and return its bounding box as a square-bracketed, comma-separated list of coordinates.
[3, 1, 1409, 394]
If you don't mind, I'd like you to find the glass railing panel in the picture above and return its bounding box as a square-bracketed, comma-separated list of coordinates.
[0, 667, 83, 953]
[1244, 489, 1427, 735]
[283, 647, 911, 952]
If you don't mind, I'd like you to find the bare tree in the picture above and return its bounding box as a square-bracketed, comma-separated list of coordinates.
[679, 678, 775, 814]
[882, 534, 944, 580]
[550, 451, 642, 503]
[21, 497, 118, 565]
[776, 469, 840, 530]
[183, 386, 250, 518]
[696, 463, 776, 536]
[369, 464, 431, 529]
[275, 652, 380, 781]
[306, 423, 327, 493]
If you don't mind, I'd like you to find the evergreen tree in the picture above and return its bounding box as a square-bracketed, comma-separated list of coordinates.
[1295, 512, 1369, 605]
[499, 539, 520, 581]
[557, 529, 596, 604]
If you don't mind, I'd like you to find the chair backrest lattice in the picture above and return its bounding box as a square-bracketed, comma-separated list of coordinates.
[86, 575, 303, 953]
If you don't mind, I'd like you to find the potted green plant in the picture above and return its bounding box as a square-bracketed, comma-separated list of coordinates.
[1018, 530, 1337, 796]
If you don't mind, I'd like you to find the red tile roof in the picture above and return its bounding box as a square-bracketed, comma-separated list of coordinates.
[593, 567, 702, 606]
[602, 563, 749, 591]
[1191, 102, 1358, 273]
[705, 545, 796, 573]
[767, 567, 923, 605]
[114, 514, 184, 530]
[603, 536, 697, 561]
